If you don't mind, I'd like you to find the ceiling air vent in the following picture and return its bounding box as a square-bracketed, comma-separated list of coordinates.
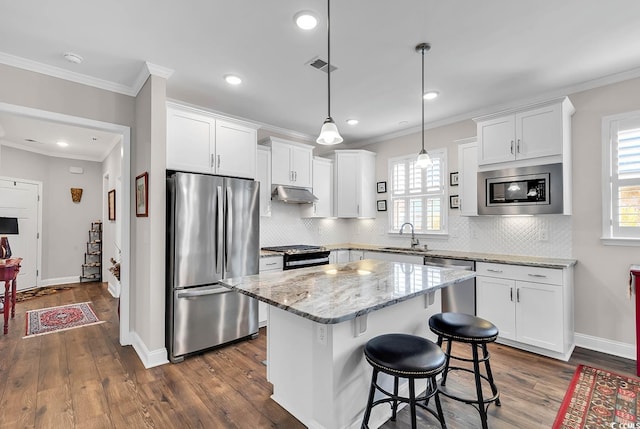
[307, 57, 337, 73]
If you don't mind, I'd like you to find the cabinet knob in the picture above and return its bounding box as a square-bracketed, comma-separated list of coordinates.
[510, 140, 514, 154]
[217, 155, 221, 169]
[517, 139, 521, 153]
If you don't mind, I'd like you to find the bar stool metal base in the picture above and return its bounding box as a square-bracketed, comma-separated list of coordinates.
[429, 313, 501, 429]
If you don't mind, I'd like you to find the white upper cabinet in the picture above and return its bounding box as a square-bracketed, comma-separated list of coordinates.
[302, 157, 333, 218]
[166, 103, 258, 179]
[261, 137, 313, 188]
[457, 138, 478, 216]
[475, 97, 574, 167]
[330, 150, 376, 218]
[257, 146, 272, 217]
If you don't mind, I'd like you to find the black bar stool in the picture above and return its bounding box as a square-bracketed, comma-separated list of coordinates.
[361, 333, 448, 429]
[428, 312, 500, 429]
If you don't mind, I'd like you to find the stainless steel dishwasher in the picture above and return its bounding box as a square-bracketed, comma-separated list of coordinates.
[424, 256, 475, 315]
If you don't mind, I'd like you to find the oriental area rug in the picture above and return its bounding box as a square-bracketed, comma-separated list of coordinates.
[553, 364, 640, 428]
[24, 301, 104, 338]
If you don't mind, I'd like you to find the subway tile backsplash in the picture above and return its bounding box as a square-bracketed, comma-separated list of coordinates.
[260, 202, 572, 258]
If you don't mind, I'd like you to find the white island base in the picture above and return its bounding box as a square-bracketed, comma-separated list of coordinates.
[266, 290, 441, 429]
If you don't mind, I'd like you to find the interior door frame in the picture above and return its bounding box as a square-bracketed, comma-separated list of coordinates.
[0, 176, 43, 289]
[0, 102, 132, 347]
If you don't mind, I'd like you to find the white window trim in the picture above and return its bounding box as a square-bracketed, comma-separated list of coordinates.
[387, 149, 449, 236]
[601, 110, 640, 246]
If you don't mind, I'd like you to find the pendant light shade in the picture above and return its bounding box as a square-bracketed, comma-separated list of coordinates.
[415, 42, 432, 168]
[316, 0, 343, 145]
[317, 117, 343, 145]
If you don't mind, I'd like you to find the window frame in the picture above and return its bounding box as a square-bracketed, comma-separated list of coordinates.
[601, 110, 640, 246]
[387, 148, 448, 236]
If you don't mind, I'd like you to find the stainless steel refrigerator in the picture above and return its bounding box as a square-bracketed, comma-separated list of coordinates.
[166, 171, 259, 363]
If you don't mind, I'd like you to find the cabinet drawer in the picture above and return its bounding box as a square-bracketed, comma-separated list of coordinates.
[476, 262, 562, 285]
[260, 256, 283, 272]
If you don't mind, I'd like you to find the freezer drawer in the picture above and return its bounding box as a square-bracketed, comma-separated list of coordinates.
[171, 285, 258, 360]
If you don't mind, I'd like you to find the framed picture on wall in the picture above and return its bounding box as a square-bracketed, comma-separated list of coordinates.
[449, 195, 460, 209]
[135, 172, 149, 217]
[377, 200, 387, 211]
[450, 172, 459, 186]
[377, 181, 387, 193]
[108, 189, 116, 221]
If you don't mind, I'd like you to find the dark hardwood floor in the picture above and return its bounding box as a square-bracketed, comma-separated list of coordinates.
[0, 282, 635, 428]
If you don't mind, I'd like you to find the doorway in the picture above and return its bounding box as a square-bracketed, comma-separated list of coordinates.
[0, 102, 132, 346]
[0, 177, 41, 290]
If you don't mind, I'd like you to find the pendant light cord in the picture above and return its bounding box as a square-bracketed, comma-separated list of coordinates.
[327, 0, 331, 118]
[421, 45, 425, 151]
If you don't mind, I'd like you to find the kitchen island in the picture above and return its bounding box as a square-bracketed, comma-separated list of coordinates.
[221, 259, 475, 429]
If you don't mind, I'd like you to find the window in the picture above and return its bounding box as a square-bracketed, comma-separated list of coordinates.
[602, 111, 640, 243]
[388, 149, 447, 234]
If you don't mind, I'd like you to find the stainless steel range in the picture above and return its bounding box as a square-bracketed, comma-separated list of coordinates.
[261, 245, 330, 270]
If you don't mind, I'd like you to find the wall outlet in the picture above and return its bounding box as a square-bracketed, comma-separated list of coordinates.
[317, 324, 327, 345]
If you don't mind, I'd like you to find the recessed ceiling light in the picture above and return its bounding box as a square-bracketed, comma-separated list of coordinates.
[423, 91, 439, 100]
[294, 11, 318, 30]
[57, 141, 69, 147]
[63, 52, 83, 64]
[346, 119, 359, 126]
[224, 74, 242, 85]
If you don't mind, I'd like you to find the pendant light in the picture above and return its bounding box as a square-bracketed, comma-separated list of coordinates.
[316, 0, 343, 145]
[415, 42, 432, 168]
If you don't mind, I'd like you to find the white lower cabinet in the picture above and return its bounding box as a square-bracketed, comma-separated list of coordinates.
[476, 262, 573, 360]
[258, 256, 283, 327]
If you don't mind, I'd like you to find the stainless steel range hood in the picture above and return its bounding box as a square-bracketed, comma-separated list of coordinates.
[271, 185, 318, 204]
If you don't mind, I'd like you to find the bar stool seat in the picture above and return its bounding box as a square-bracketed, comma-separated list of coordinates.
[361, 333, 447, 429]
[429, 313, 501, 429]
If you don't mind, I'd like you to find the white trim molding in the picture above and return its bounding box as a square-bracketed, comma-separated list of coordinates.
[574, 332, 635, 360]
[130, 332, 169, 369]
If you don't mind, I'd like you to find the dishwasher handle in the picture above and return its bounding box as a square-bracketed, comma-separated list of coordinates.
[424, 261, 473, 271]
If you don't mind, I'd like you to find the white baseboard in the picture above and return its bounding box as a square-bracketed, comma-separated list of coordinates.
[574, 332, 636, 360]
[107, 280, 120, 298]
[40, 276, 82, 287]
[130, 331, 169, 368]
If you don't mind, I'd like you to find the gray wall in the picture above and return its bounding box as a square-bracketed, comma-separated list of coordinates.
[0, 146, 102, 280]
[102, 141, 123, 287]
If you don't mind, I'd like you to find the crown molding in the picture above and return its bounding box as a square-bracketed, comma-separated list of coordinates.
[0, 51, 138, 96]
[131, 61, 175, 95]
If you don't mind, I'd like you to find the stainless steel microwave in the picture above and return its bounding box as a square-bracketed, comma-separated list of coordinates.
[477, 163, 563, 215]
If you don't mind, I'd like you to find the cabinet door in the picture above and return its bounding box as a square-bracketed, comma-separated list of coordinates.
[259, 256, 283, 327]
[167, 109, 214, 173]
[358, 152, 377, 218]
[364, 251, 423, 264]
[476, 276, 516, 341]
[477, 115, 515, 165]
[302, 158, 333, 218]
[290, 145, 313, 188]
[335, 152, 360, 217]
[458, 141, 478, 216]
[515, 280, 563, 352]
[515, 103, 562, 160]
[257, 147, 272, 217]
[334, 250, 350, 263]
[215, 120, 257, 179]
[349, 250, 364, 262]
[271, 143, 292, 185]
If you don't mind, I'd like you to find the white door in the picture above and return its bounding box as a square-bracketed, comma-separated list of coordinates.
[0, 178, 40, 290]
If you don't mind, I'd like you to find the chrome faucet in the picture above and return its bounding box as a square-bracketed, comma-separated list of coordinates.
[399, 222, 420, 248]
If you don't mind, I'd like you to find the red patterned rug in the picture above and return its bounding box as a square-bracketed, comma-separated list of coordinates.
[24, 302, 104, 338]
[553, 364, 640, 428]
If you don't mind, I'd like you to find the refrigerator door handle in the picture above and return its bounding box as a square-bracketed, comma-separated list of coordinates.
[177, 286, 229, 299]
[216, 185, 223, 274]
[225, 185, 233, 272]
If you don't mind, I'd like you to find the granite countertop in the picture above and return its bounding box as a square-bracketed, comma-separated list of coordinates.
[221, 259, 475, 324]
[323, 243, 577, 268]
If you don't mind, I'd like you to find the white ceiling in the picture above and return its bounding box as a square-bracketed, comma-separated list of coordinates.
[1, 0, 640, 154]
